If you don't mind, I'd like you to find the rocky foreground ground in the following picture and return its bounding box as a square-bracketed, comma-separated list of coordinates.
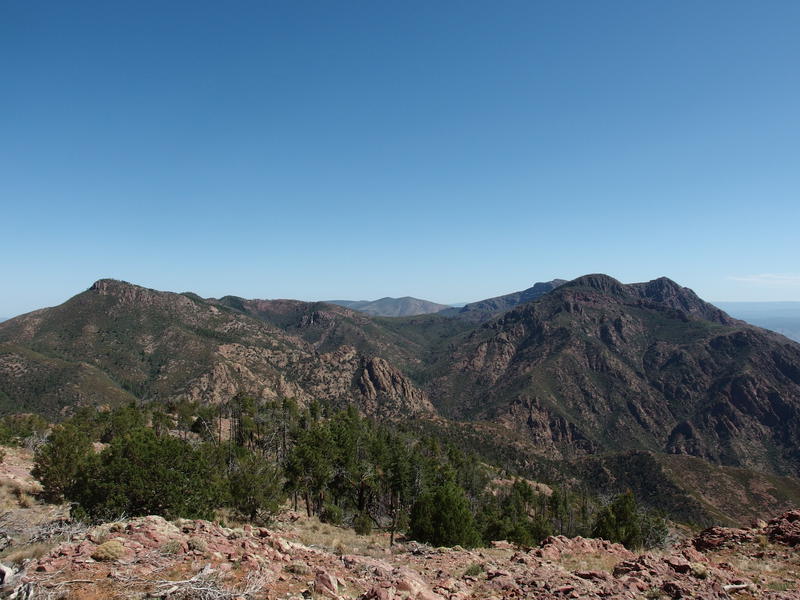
[0, 509, 799, 599]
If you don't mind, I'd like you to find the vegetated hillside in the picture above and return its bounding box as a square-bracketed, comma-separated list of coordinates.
[327, 296, 449, 317]
[0, 280, 432, 419]
[3, 274, 800, 495]
[428, 274, 800, 476]
[438, 279, 567, 321]
[211, 296, 475, 385]
[0, 343, 137, 417]
[656, 453, 800, 526]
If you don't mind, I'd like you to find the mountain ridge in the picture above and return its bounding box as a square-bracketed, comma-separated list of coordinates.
[327, 296, 449, 317]
[438, 278, 568, 320]
[0, 279, 433, 419]
[427, 274, 800, 475]
[2, 275, 800, 480]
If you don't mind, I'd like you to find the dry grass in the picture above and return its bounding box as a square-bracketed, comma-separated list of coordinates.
[708, 541, 800, 593]
[558, 551, 628, 573]
[291, 515, 390, 557]
[0, 479, 37, 511]
[2, 541, 57, 566]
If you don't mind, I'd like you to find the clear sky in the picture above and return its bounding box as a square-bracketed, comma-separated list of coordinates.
[2, 1, 799, 317]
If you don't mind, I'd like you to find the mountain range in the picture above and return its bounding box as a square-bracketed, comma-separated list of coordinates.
[2, 274, 800, 524]
[324, 280, 568, 319]
[326, 296, 449, 317]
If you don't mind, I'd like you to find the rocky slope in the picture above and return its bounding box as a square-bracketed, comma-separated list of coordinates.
[0, 280, 432, 419]
[428, 274, 800, 475]
[5, 509, 800, 599]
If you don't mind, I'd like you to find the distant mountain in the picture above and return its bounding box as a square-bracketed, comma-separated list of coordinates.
[438, 279, 568, 320]
[327, 296, 449, 317]
[716, 302, 800, 343]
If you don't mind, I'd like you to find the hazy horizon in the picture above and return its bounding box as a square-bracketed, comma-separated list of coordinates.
[3, 276, 800, 321]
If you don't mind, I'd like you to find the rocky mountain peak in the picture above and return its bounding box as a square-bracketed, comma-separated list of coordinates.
[563, 274, 628, 295]
[629, 277, 734, 325]
[90, 278, 135, 295]
[529, 279, 568, 293]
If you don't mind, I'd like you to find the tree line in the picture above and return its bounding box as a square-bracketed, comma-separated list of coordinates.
[27, 399, 667, 549]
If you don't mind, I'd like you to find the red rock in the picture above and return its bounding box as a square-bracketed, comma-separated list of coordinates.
[359, 587, 394, 600]
[665, 556, 691, 573]
[575, 570, 610, 581]
[315, 570, 339, 597]
[554, 585, 575, 593]
[662, 580, 690, 597]
[692, 527, 755, 551]
[767, 510, 800, 546]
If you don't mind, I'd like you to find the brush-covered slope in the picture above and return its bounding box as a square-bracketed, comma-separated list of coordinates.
[429, 274, 800, 475]
[0, 280, 433, 418]
[212, 296, 475, 385]
[327, 296, 449, 317]
[0, 343, 137, 417]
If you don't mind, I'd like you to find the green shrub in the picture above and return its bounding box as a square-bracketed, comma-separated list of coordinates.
[321, 503, 343, 526]
[32, 424, 93, 502]
[353, 512, 373, 535]
[592, 491, 640, 548]
[0, 414, 49, 446]
[68, 428, 223, 520]
[592, 490, 667, 550]
[228, 452, 285, 524]
[410, 480, 481, 548]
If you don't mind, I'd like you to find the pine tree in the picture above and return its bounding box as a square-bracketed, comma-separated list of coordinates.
[591, 490, 642, 549]
[410, 480, 481, 548]
[228, 451, 286, 524]
[32, 424, 93, 502]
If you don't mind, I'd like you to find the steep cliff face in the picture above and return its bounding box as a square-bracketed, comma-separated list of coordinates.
[357, 356, 435, 416]
[429, 275, 800, 474]
[0, 280, 431, 419]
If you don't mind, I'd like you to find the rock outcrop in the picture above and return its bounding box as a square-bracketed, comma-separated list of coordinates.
[12, 510, 800, 599]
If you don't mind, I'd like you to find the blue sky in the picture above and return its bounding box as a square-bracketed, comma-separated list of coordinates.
[2, 1, 799, 317]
